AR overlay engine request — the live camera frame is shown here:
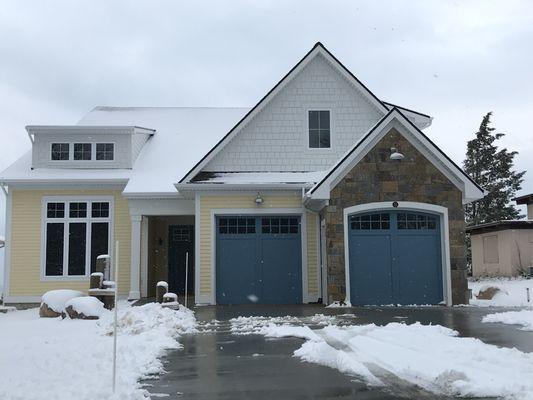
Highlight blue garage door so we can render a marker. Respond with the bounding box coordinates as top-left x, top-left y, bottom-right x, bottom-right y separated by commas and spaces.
216, 216, 302, 305
348, 210, 443, 305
